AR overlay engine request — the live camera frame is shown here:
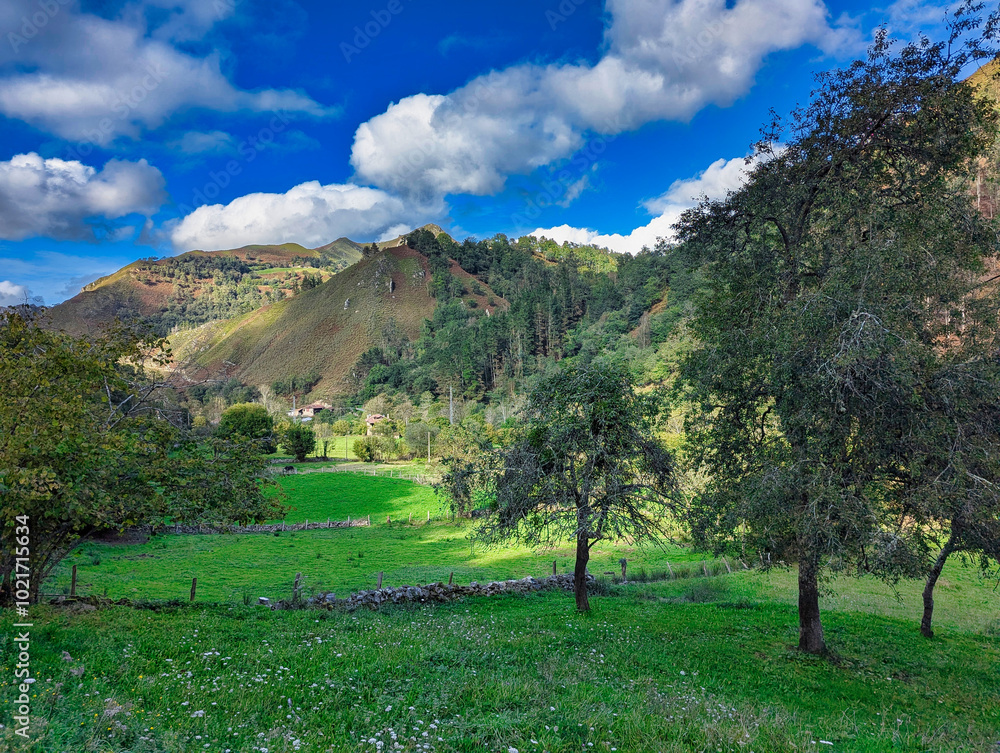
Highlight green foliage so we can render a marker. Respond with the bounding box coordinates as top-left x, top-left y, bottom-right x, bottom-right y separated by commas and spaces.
281, 423, 316, 463
300, 272, 322, 291
271, 373, 321, 398
216, 402, 276, 453
445, 358, 678, 610
0, 307, 284, 604
373, 230, 677, 403
675, 19, 1000, 652
404, 421, 438, 459
331, 419, 353, 436
353, 436, 378, 462
185, 377, 260, 407
353, 435, 397, 463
